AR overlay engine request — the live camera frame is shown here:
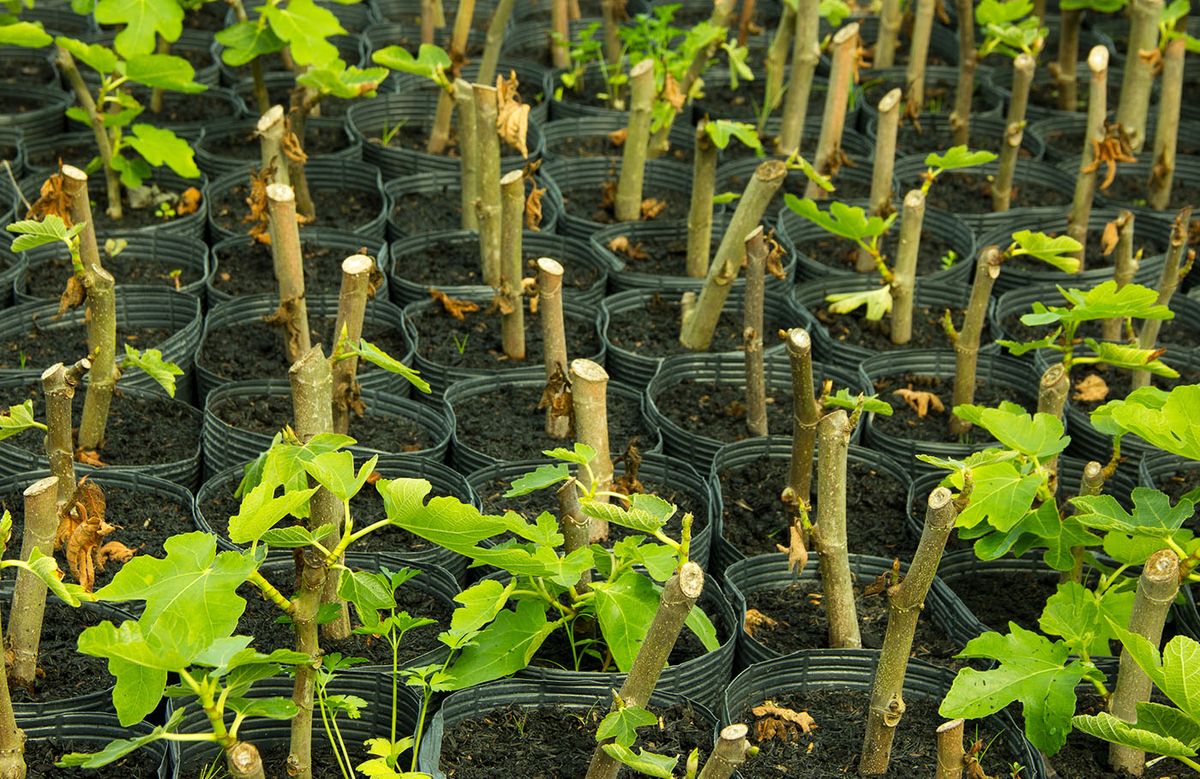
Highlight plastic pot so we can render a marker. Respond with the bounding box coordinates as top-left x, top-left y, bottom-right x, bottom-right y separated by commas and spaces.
0, 127, 25, 180
541, 156, 702, 239
419, 678, 719, 778
195, 115, 362, 178
26, 4, 95, 35
545, 62, 636, 121
977, 208, 1173, 295
859, 349, 1042, 475
20, 130, 100, 180
214, 32, 365, 85
1139, 451, 1200, 494
19, 711, 169, 777
984, 61, 1133, 122
116, 84, 245, 139
0, 83, 71, 138
720, 649, 1046, 778
401, 292, 605, 397
0, 288, 202, 395
347, 92, 545, 179
0, 234, 26, 309
464, 450, 715, 571
858, 65, 1004, 126
645, 351, 867, 472
443, 372, 655, 472
207, 229, 389, 305
600, 288, 811, 389
15, 230, 210, 304
856, 14, 963, 68
206, 158, 388, 243
540, 114, 697, 163
779, 201, 975, 287
376, 0, 499, 26
231, 71, 371, 117
1062, 156, 1200, 222
720, 146, 877, 209
864, 112, 1046, 160
391, 58, 550, 125
384, 169, 561, 240
202, 377, 451, 474
716, 114, 872, 166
